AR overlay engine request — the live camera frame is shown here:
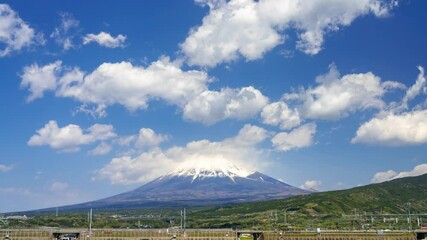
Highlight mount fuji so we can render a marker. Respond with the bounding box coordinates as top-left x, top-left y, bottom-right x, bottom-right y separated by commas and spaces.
59, 161, 311, 210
